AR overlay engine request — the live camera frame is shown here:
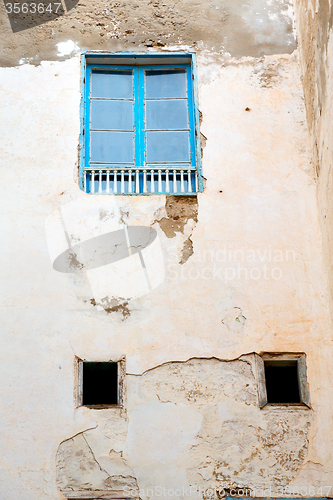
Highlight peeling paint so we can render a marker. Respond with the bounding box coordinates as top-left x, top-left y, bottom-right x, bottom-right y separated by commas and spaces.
155, 196, 198, 239
154, 195, 198, 264
180, 236, 194, 265
90, 296, 130, 319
